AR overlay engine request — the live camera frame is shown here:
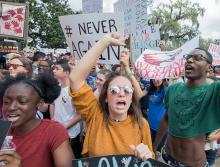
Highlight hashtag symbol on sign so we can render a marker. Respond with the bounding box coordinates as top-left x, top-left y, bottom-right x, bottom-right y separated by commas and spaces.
65, 25, 72, 37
